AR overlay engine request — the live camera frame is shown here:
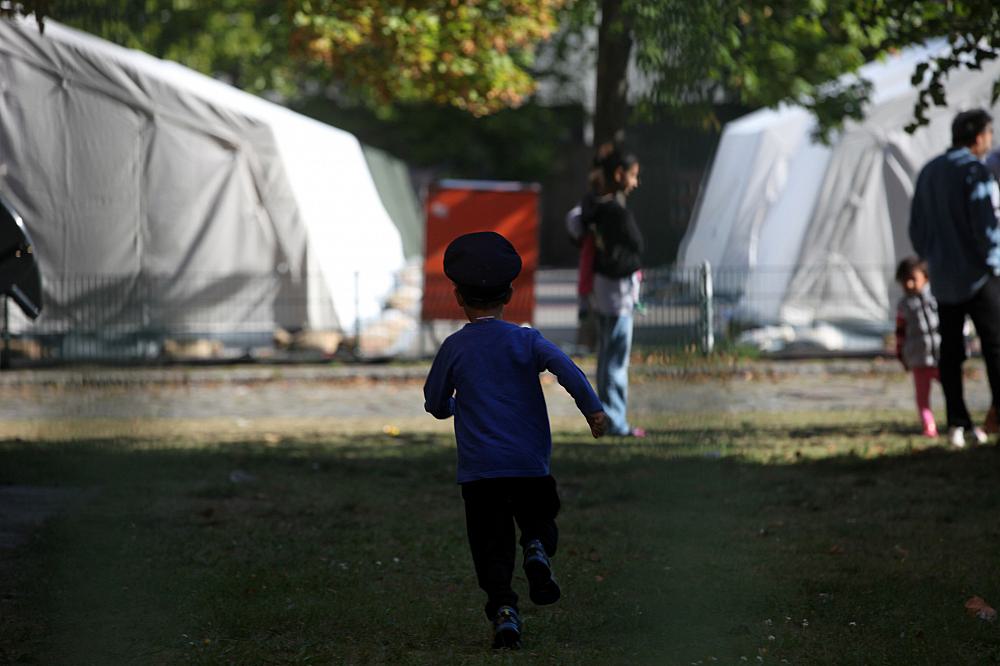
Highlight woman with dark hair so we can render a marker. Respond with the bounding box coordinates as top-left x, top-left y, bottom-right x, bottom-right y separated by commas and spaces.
583, 147, 645, 437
